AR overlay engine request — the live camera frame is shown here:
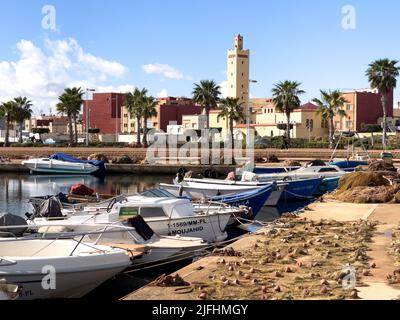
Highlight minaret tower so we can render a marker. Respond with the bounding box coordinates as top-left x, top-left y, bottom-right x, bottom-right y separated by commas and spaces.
227, 34, 250, 107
